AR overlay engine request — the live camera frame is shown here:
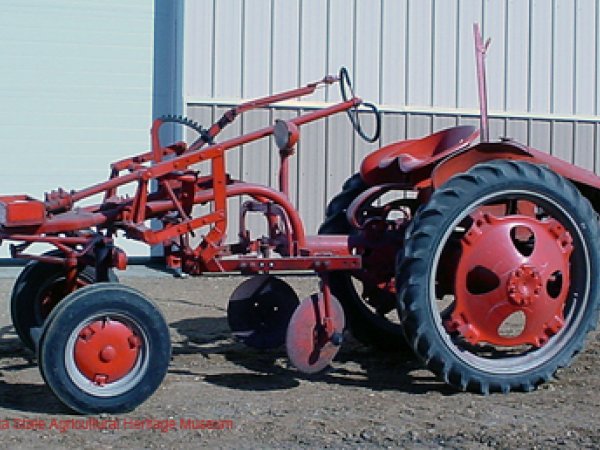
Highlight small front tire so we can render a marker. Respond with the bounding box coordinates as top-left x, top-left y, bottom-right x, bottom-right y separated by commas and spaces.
38, 283, 171, 414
